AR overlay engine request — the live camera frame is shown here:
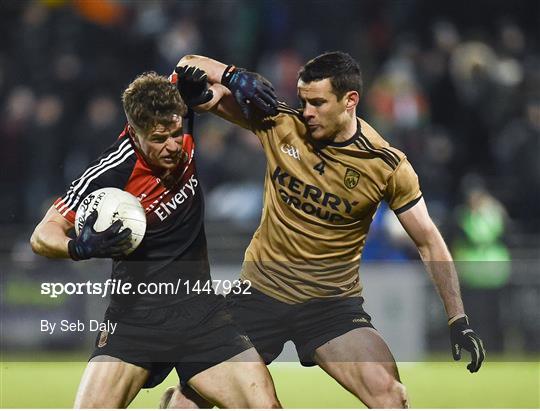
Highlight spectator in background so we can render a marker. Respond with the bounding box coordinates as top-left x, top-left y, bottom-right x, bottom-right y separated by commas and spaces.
258, 49, 305, 105
419, 20, 460, 128
157, 19, 202, 73
25, 94, 66, 222
366, 44, 430, 141
64, 94, 123, 184
493, 95, 540, 232
1, 87, 37, 222
452, 182, 511, 352
1, 0, 539, 237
